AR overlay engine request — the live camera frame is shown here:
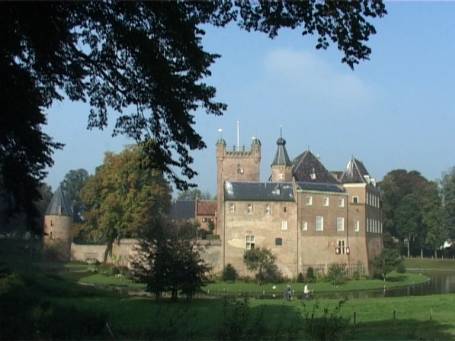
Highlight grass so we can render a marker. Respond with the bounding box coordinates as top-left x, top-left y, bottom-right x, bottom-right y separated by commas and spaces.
205, 272, 429, 296
405, 257, 455, 271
